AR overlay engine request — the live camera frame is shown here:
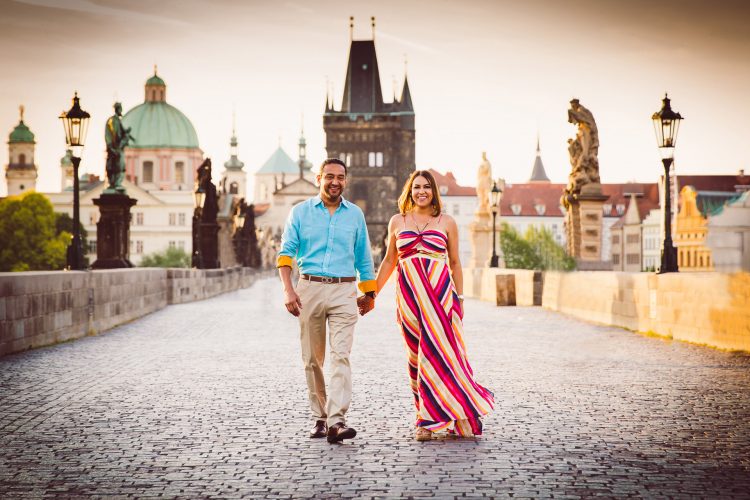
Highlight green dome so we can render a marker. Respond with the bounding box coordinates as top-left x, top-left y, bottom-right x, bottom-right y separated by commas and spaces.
9, 121, 35, 144
122, 102, 199, 149
146, 74, 165, 86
